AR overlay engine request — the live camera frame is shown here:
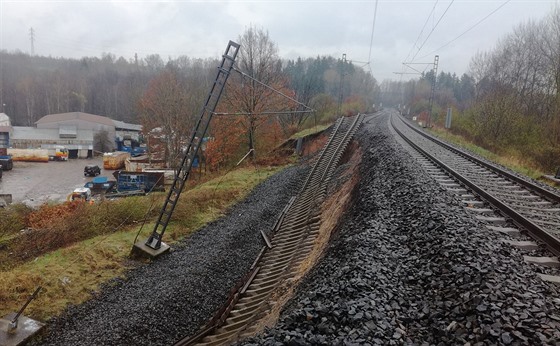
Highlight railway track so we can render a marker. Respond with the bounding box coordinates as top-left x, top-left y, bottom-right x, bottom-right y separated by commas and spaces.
176, 114, 364, 346
390, 111, 560, 281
